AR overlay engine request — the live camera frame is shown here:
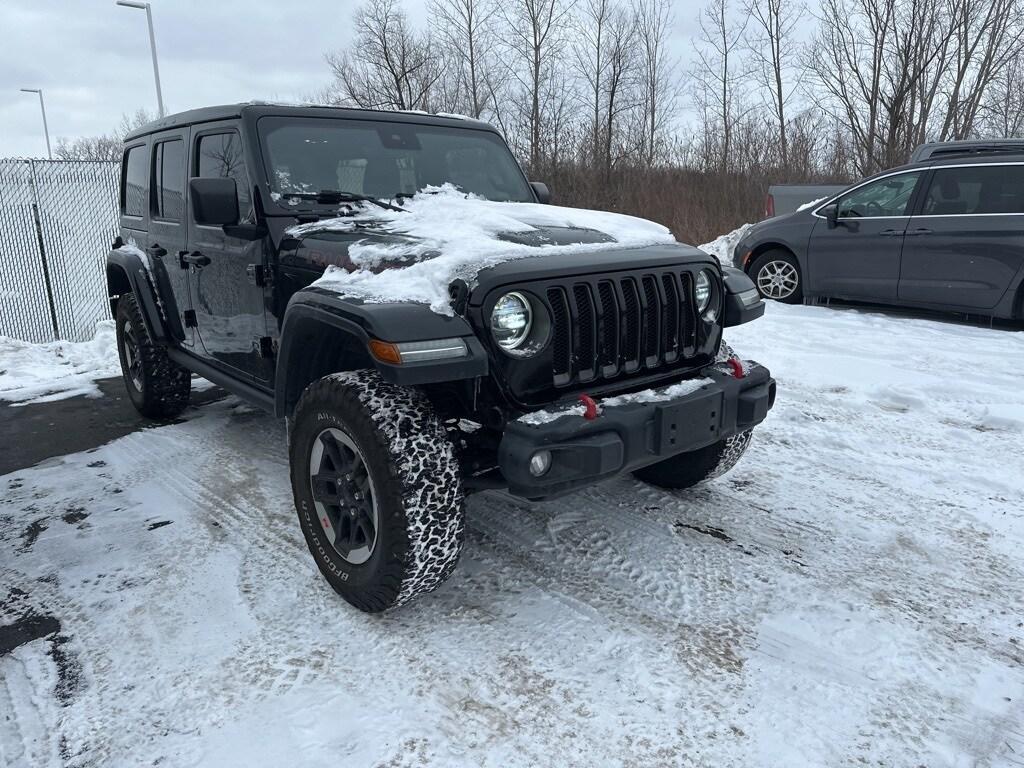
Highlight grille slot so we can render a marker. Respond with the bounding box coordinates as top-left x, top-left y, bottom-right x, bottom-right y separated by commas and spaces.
541, 270, 700, 387
547, 287, 572, 385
